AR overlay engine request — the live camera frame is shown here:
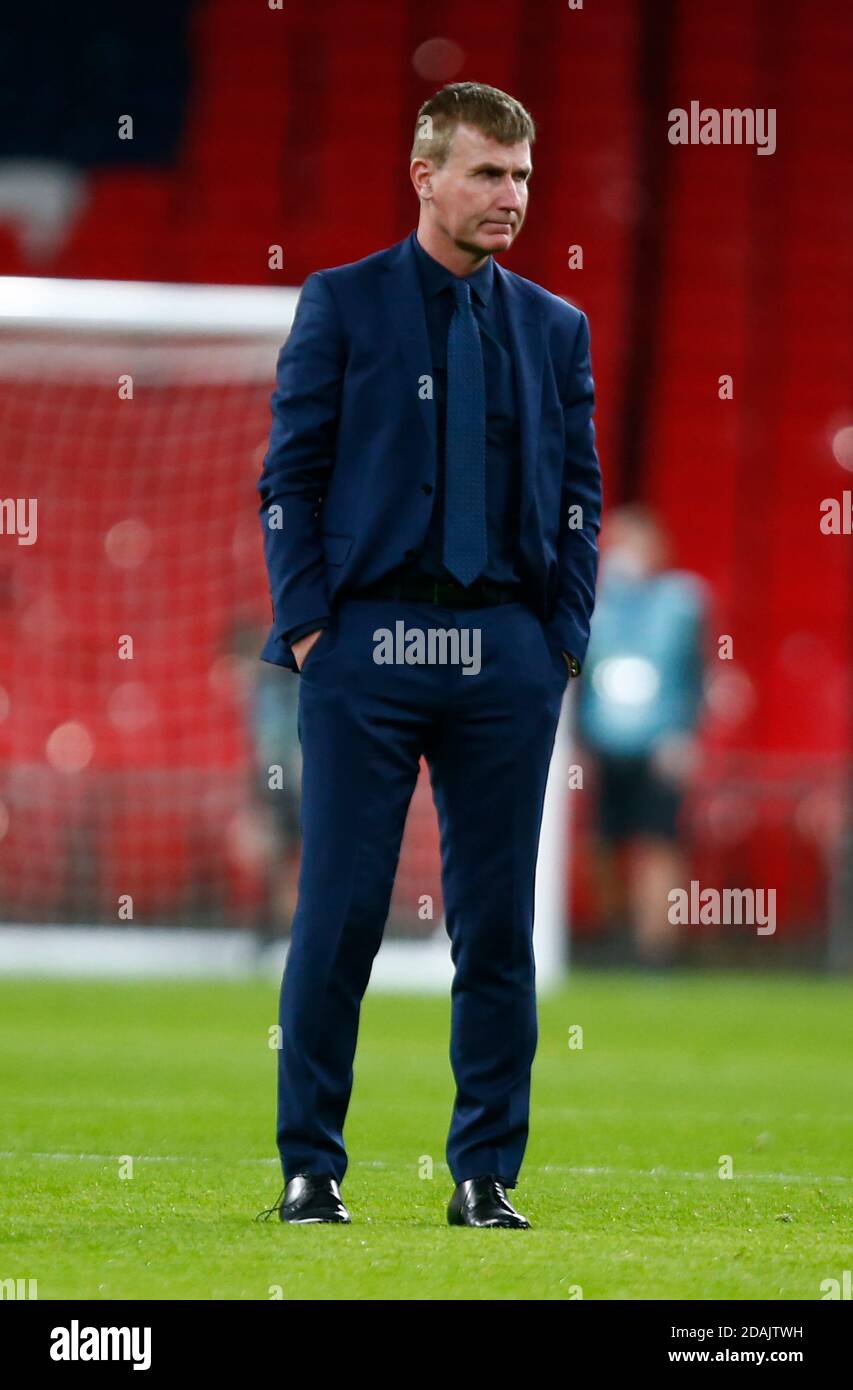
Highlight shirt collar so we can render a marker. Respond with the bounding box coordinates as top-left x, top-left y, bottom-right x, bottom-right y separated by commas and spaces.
410, 229, 495, 307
